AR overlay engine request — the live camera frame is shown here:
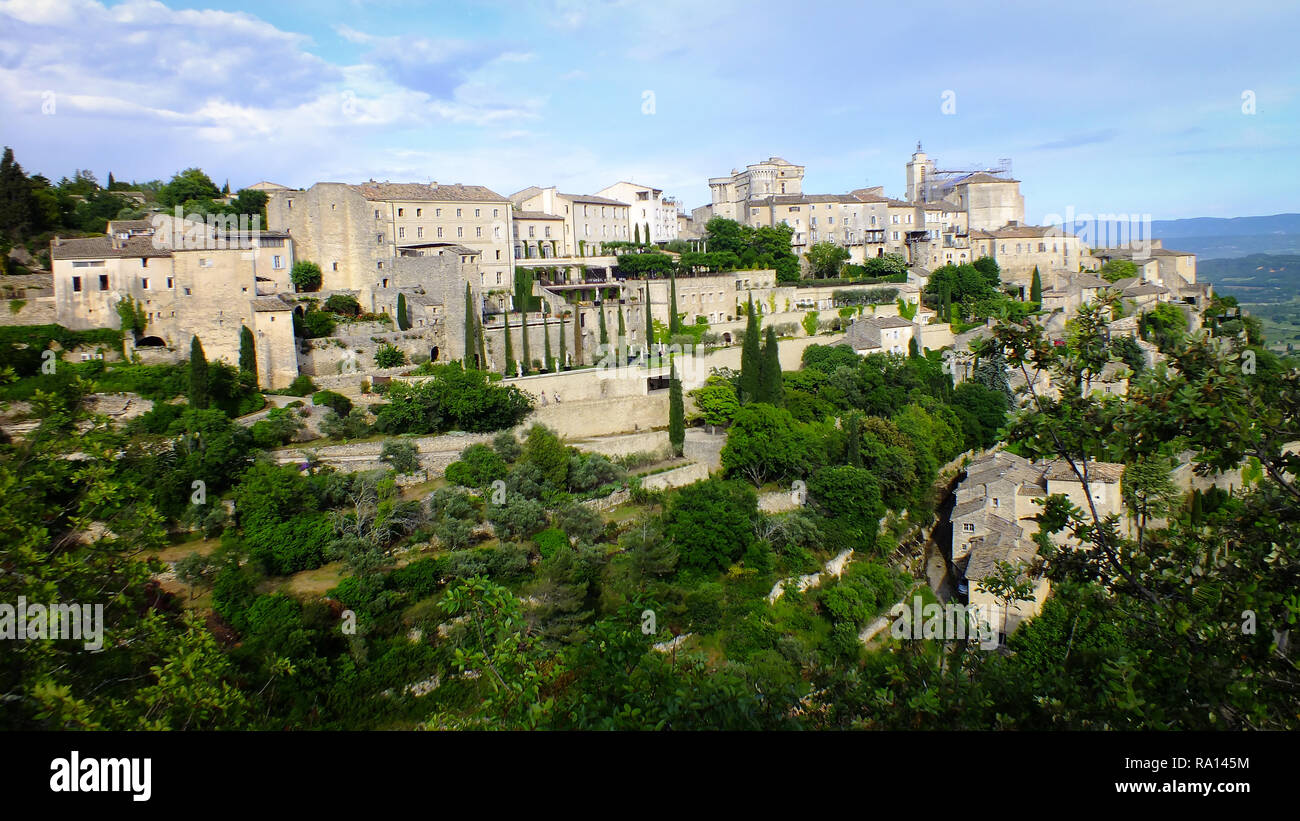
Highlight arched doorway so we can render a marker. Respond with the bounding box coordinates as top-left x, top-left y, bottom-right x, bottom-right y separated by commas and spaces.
136, 336, 166, 347
430, 346, 439, 361
722, 332, 732, 344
